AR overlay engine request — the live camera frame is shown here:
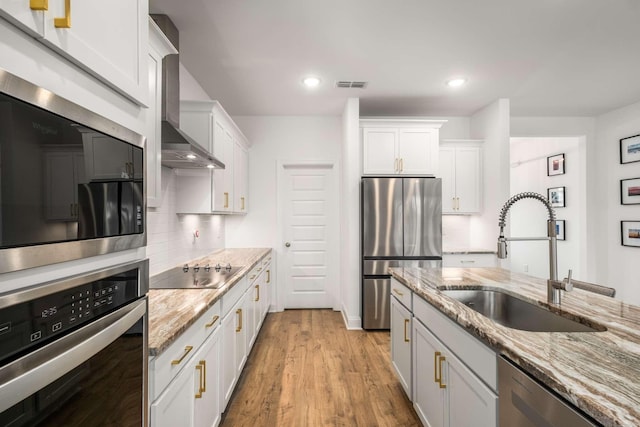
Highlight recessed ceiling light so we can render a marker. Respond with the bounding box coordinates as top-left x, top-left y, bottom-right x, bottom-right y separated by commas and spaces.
302, 76, 321, 88
186, 154, 196, 159
446, 78, 467, 88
